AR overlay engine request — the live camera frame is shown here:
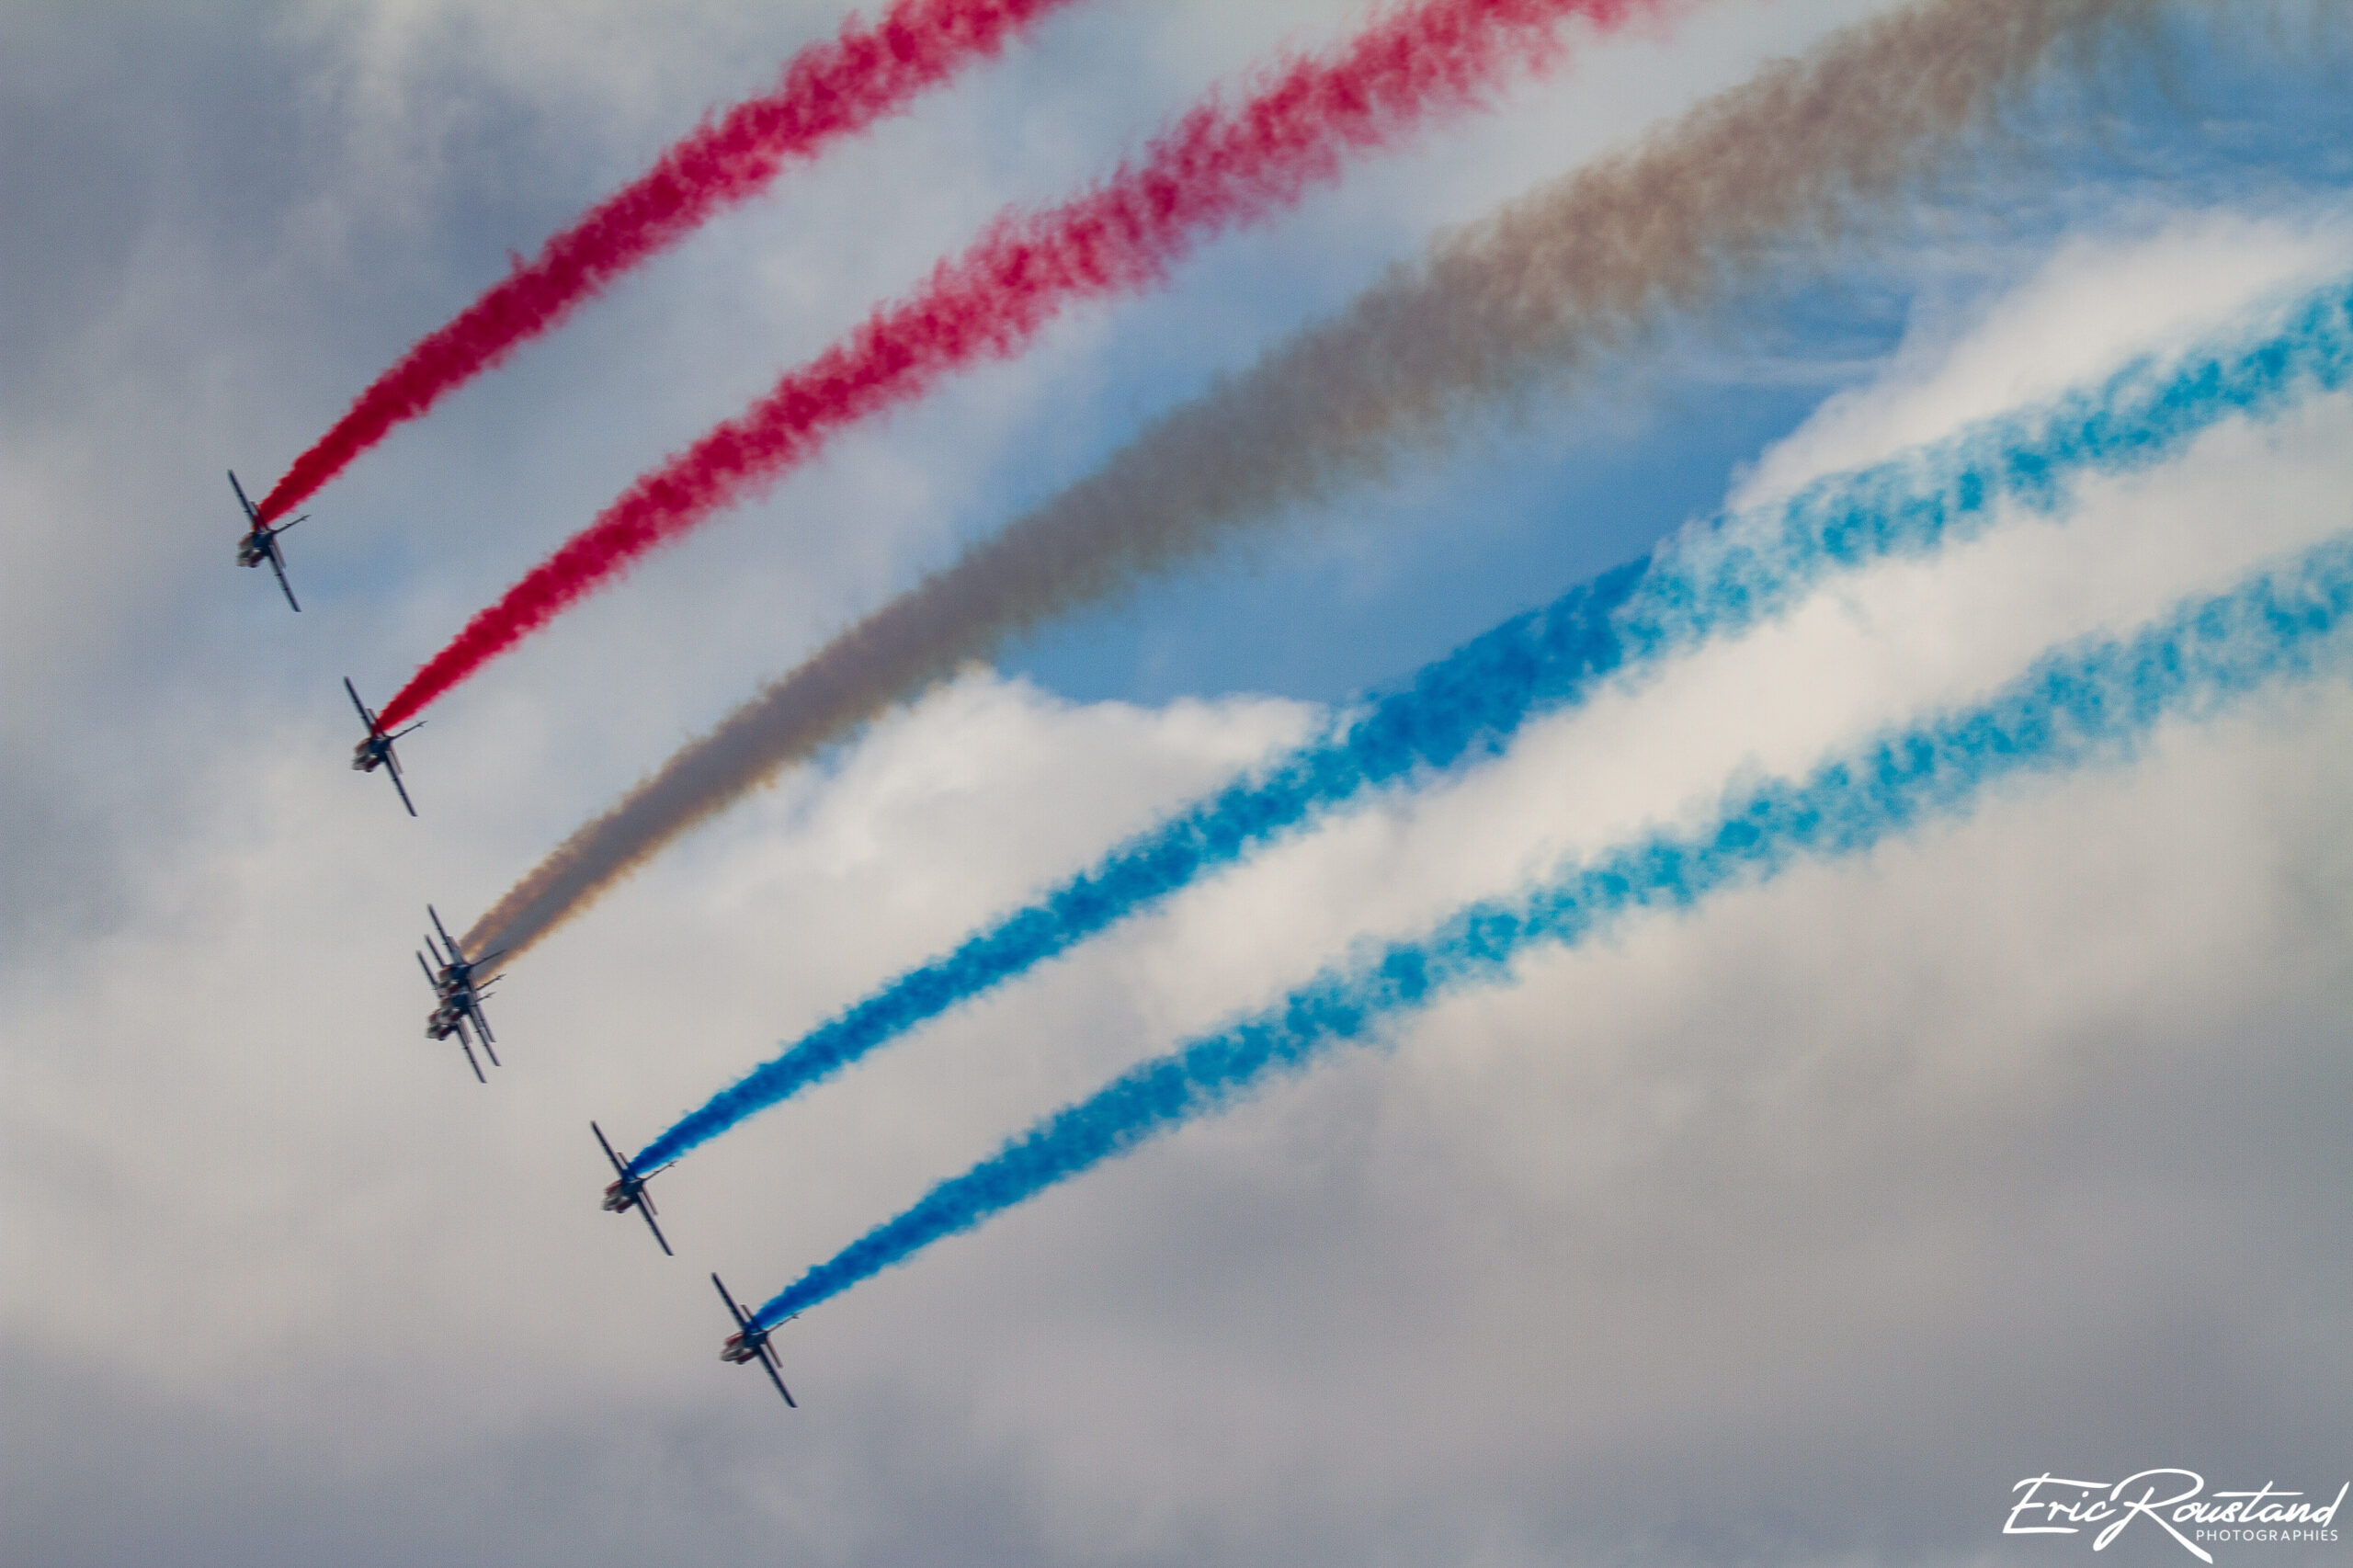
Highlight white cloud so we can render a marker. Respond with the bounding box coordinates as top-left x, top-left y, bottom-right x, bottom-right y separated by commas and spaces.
6, 2, 2349, 1562
1732, 206, 2353, 509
